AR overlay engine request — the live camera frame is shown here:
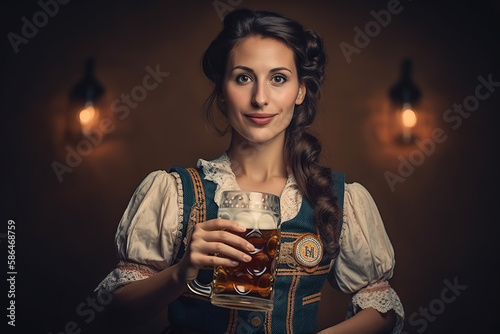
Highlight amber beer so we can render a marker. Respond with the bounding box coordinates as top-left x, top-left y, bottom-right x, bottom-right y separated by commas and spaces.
187, 190, 281, 311
212, 227, 280, 308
